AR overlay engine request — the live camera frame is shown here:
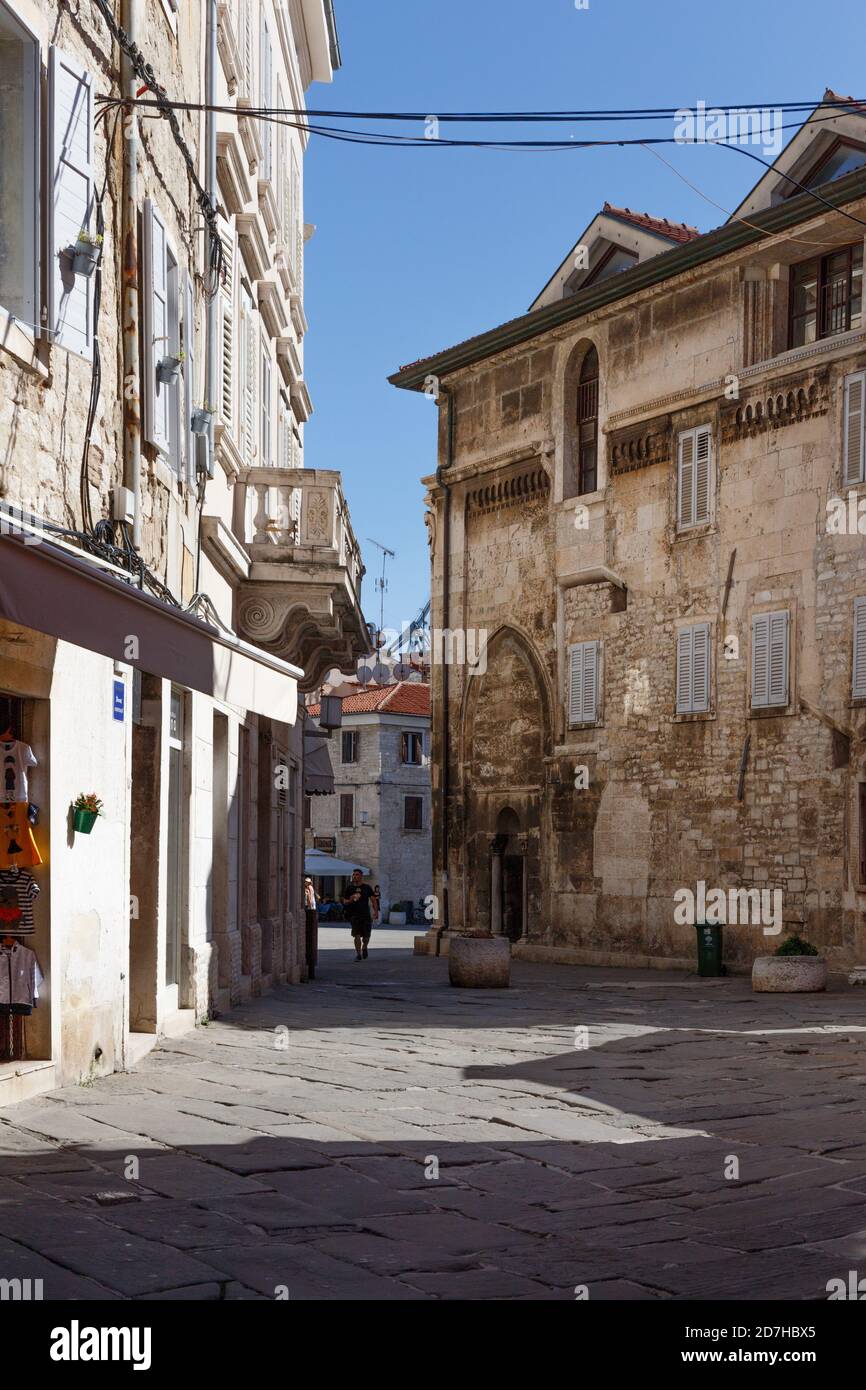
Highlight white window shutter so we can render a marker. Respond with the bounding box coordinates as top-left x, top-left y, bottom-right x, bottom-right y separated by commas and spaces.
183, 273, 196, 485
843, 371, 866, 488
261, 341, 271, 466
677, 430, 695, 529
694, 427, 712, 524
767, 611, 789, 706
48, 46, 95, 358
751, 613, 770, 706
142, 199, 171, 453
240, 0, 253, 100
568, 644, 584, 725
691, 623, 710, 712
260, 24, 272, 181
239, 289, 256, 462
854, 597, 866, 698
582, 641, 599, 722
220, 300, 234, 430
676, 629, 693, 713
